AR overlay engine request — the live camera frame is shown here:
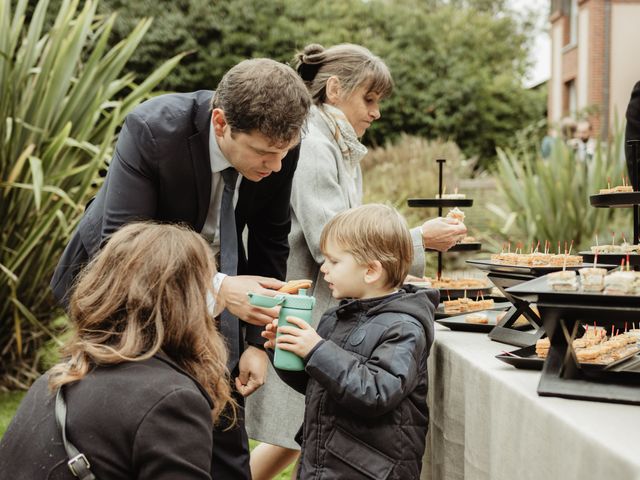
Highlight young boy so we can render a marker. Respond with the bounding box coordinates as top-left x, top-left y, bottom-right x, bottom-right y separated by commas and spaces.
262, 204, 438, 480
